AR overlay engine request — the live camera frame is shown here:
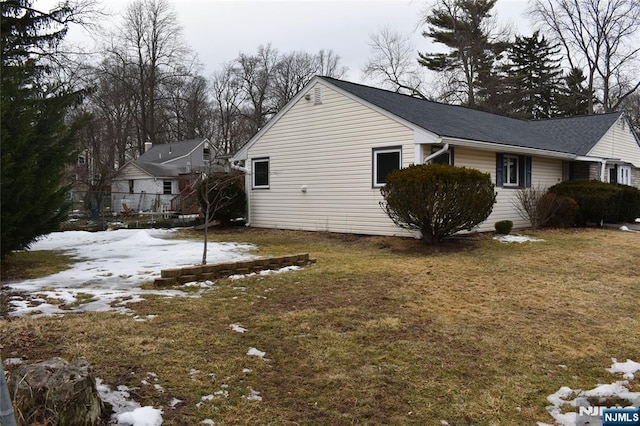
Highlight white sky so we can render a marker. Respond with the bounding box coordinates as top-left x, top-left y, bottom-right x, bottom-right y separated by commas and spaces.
38, 0, 533, 83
